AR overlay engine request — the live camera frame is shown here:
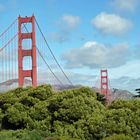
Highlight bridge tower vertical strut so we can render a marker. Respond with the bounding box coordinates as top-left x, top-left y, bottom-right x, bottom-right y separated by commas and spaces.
100, 69, 108, 98
18, 15, 37, 88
